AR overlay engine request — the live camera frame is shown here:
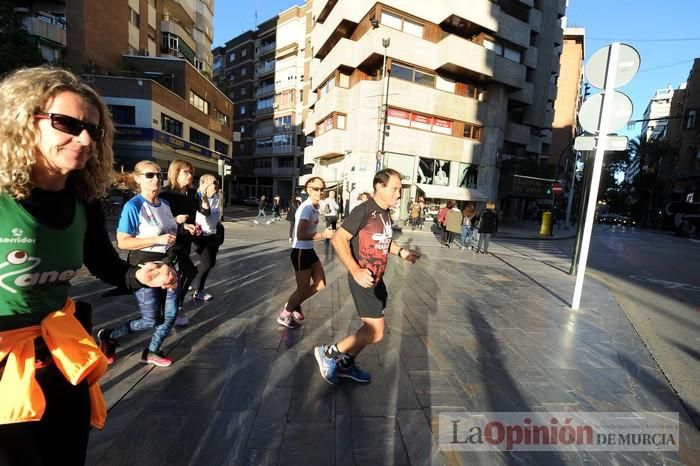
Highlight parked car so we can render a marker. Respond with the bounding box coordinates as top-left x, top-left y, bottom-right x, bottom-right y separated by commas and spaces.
242, 196, 259, 206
